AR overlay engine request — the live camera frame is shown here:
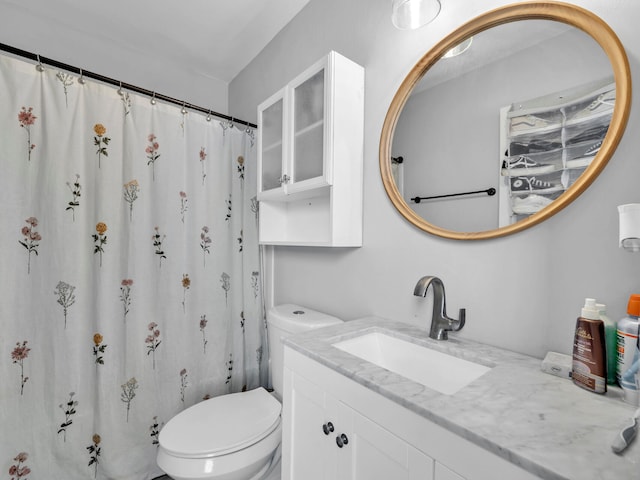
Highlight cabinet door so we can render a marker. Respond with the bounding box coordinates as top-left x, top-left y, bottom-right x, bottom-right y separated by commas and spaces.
287, 59, 330, 195
348, 409, 434, 480
435, 462, 466, 480
258, 90, 285, 197
285, 371, 340, 480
